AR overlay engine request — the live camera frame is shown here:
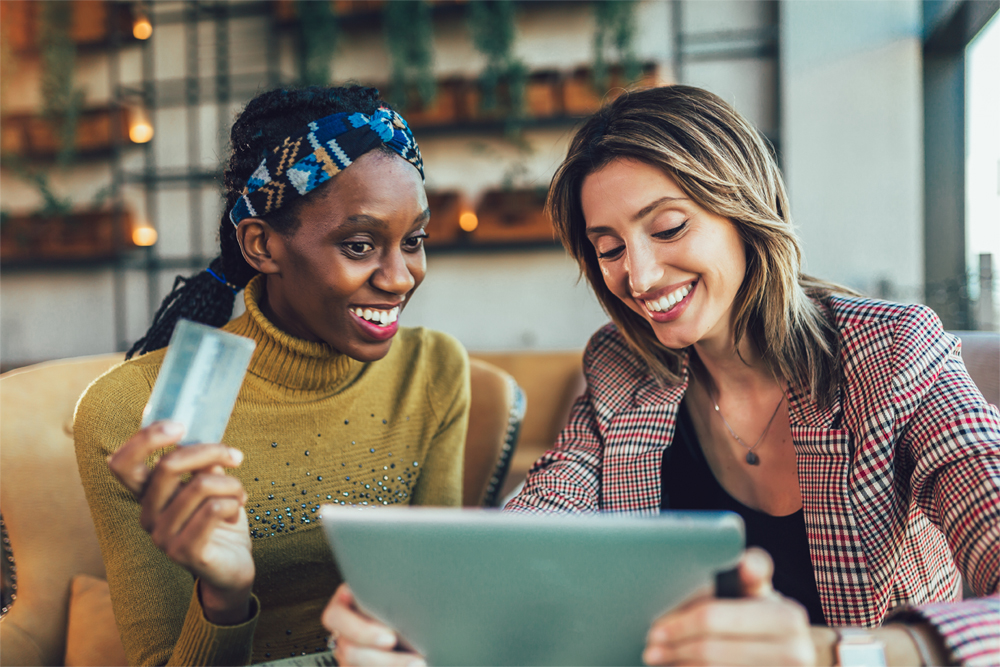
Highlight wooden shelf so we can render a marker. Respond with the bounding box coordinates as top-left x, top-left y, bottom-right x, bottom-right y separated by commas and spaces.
0, 0, 138, 55
395, 64, 660, 132
424, 187, 557, 250
0, 209, 135, 264
0, 108, 129, 162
